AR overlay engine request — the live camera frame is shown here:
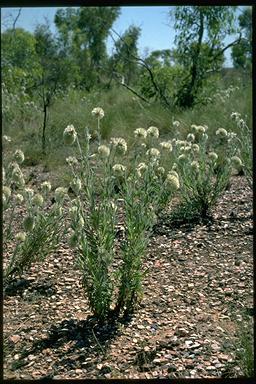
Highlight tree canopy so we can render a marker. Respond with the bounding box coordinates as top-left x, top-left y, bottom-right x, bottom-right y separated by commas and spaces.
231, 7, 252, 70
1, 6, 250, 110
169, 6, 238, 108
